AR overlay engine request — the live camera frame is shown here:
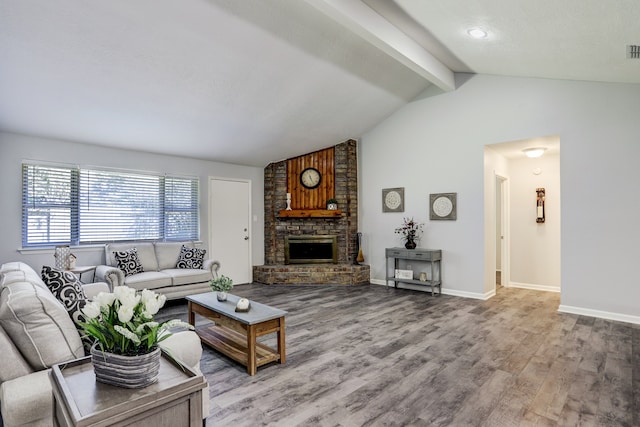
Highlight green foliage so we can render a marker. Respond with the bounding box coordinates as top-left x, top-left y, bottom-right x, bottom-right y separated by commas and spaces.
209, 275, 234, 292
78, 286, 192, 356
